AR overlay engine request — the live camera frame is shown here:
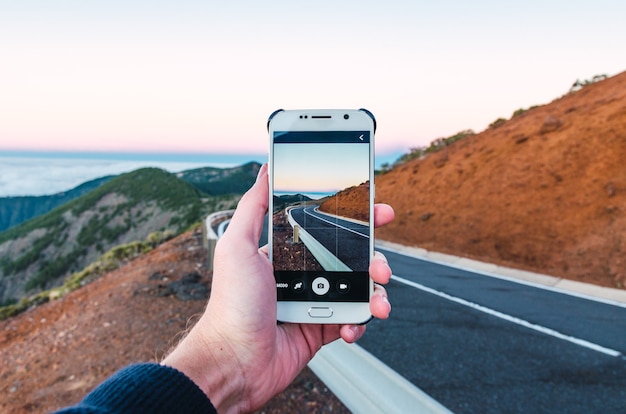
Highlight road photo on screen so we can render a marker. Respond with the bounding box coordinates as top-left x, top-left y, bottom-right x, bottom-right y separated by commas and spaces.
271, 131, 370, 274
